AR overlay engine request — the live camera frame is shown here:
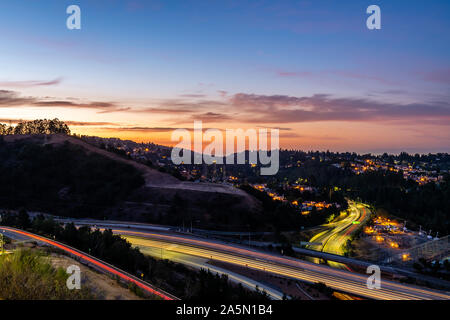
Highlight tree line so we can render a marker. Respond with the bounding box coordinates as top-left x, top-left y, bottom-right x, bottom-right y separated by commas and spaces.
239, 184, 335, 232
341, 170, 450, 234
1, 210, 270, 300
0, 118, 70, 135
0, 137, 144, 218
